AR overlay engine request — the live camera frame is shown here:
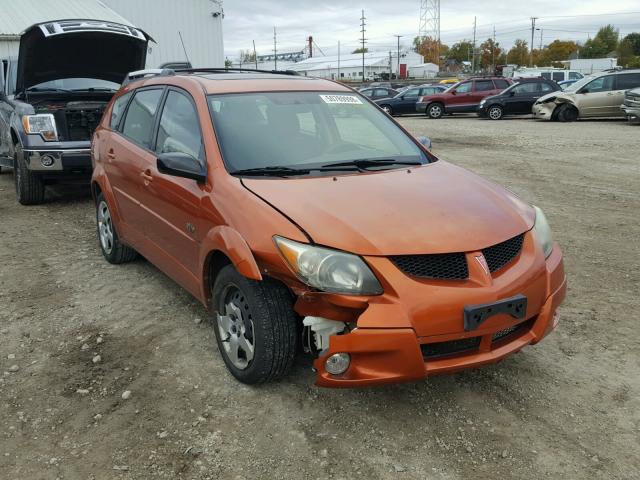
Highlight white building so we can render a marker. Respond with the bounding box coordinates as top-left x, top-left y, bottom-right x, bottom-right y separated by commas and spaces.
288, 50, 424, 80
101, 0, 224, 68
0, 0, 225, 68
408, 62, 439, 79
